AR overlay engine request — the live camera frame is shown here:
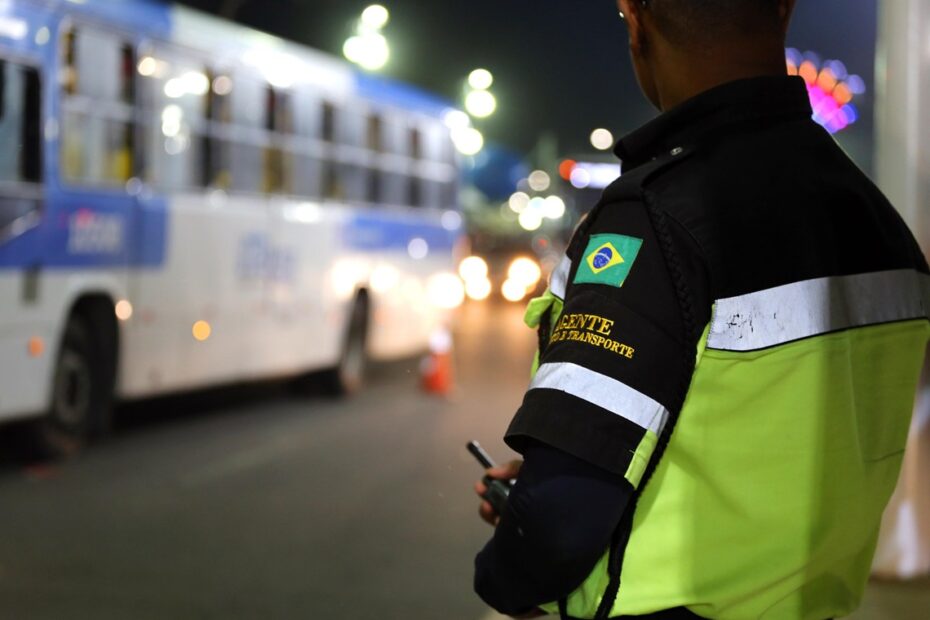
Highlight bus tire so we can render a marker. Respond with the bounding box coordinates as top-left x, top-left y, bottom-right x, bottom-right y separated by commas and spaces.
35, 316, 111, 458
322, 293, 370, 396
